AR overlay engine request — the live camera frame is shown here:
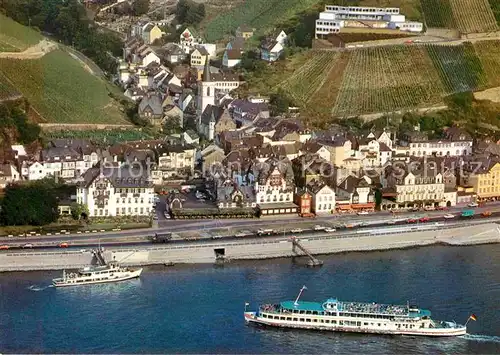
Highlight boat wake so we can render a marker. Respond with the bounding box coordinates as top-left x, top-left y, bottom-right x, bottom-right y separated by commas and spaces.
461, 334, 500, 343
27, 284, 54, 292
